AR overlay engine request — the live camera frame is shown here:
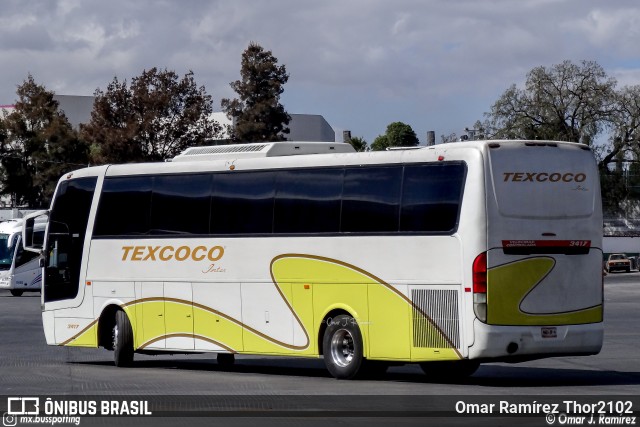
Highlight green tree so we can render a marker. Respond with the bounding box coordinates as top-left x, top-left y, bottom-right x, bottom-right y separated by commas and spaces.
485, 60, 616, 146
347, 136, 369, 152
221, 42, 291, 142
0, 75, 88, 207
82, 68, 220, 164
371, 122, 419, 151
